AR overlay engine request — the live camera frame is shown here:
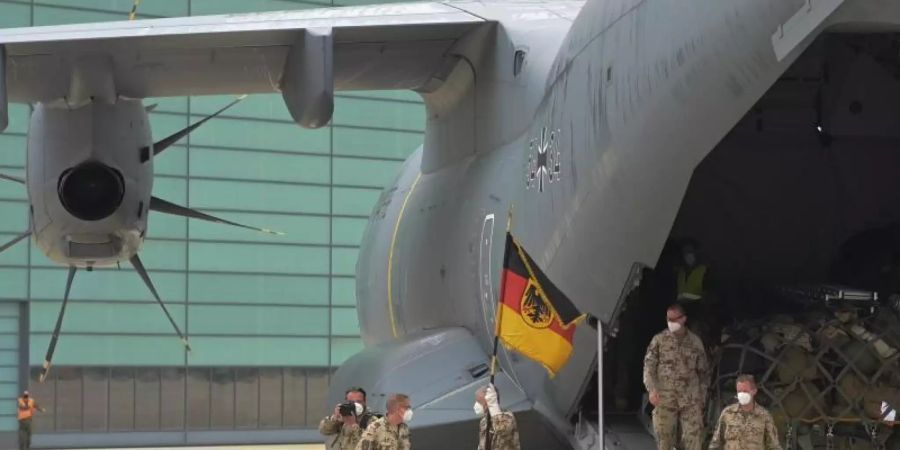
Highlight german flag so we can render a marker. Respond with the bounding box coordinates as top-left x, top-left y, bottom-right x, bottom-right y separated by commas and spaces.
496, 232, 585, 376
